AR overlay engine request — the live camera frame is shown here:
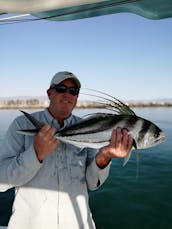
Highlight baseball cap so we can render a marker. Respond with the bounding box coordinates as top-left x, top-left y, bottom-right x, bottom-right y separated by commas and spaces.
50, 71, 81, 88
